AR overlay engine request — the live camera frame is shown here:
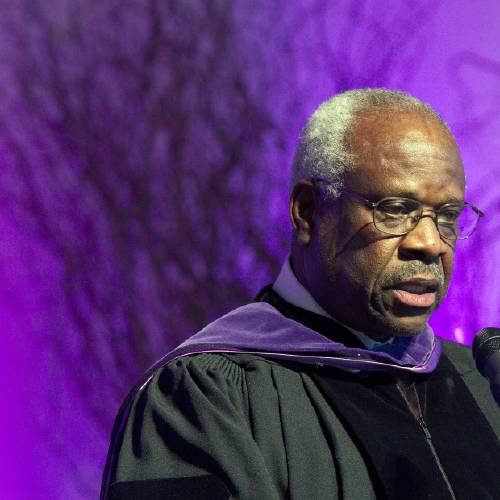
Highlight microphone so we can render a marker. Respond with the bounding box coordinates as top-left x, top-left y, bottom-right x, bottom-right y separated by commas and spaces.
472, 327, 500, 406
